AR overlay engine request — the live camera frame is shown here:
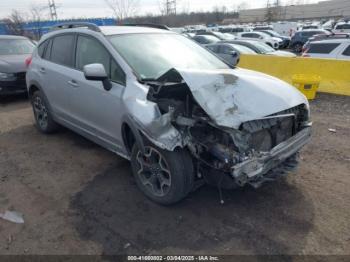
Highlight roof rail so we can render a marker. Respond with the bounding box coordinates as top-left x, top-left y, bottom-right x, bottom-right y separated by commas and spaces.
50, 22, 101, 32
119, 23, 170, 30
